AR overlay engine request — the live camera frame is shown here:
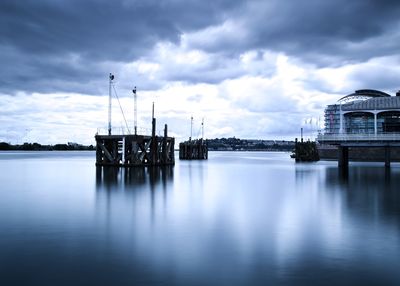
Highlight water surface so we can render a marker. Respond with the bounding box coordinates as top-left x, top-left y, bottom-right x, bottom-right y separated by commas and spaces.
0, 151, 399, 285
